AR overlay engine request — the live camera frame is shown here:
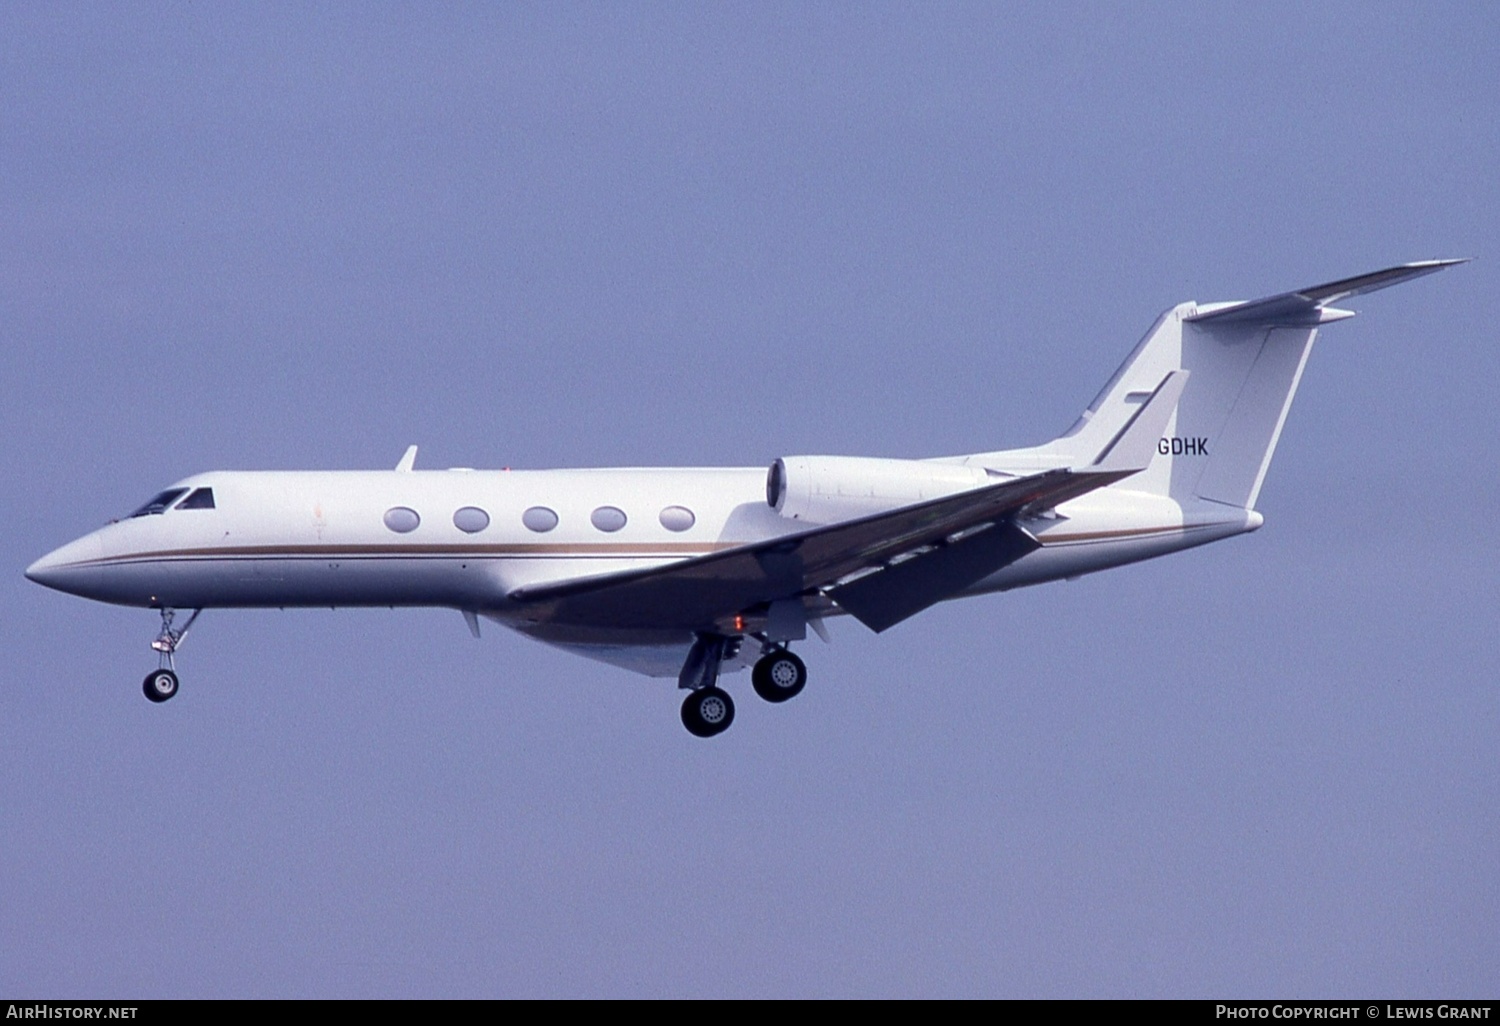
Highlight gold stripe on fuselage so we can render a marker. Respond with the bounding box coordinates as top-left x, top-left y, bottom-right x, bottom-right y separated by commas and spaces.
55, 522, 1211, 571
56, 540, 740, 568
